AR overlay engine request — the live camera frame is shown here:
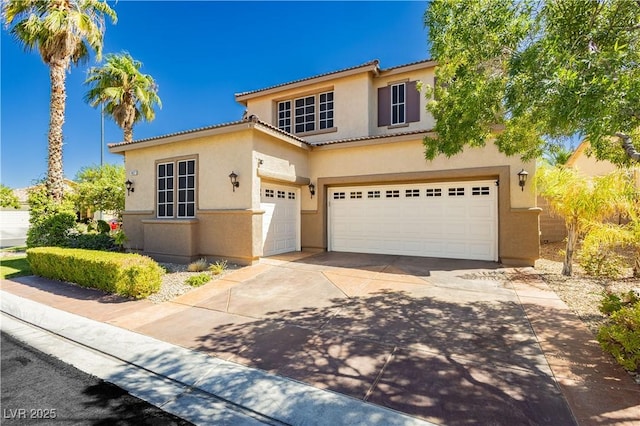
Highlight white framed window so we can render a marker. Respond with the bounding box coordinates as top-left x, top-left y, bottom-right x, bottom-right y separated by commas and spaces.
157, 159, 196, 218
278, 91, 334, 134
295, 95, 315, 133
157, 162, 174, 218
277, 101, 291, 133
391, 82, 406, 125
319, 91, 334, 130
